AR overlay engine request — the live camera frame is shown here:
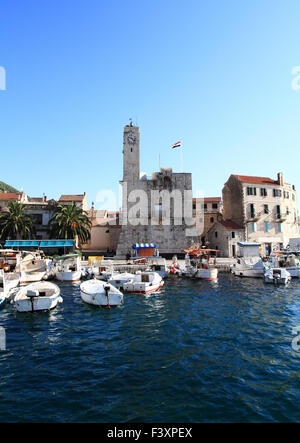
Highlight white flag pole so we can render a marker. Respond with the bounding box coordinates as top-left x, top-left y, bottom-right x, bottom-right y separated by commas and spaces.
180, 142, 183, 173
